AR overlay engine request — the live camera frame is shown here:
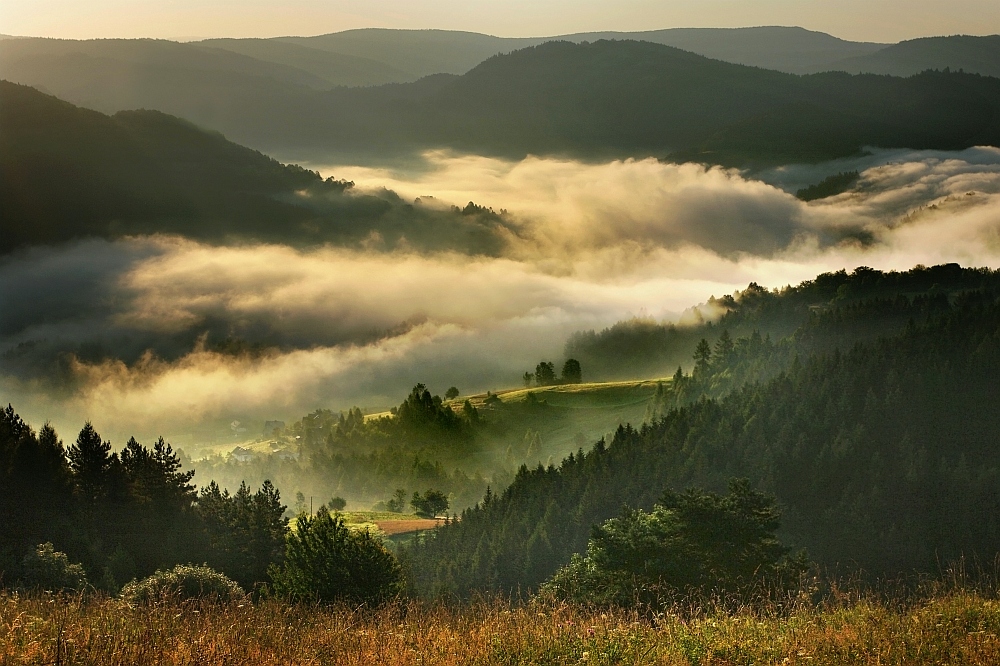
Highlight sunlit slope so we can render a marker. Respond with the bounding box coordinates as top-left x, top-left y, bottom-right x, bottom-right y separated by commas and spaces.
466, 379, 663, 409
360, 378, 667, 459
488, 381, 665, 457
